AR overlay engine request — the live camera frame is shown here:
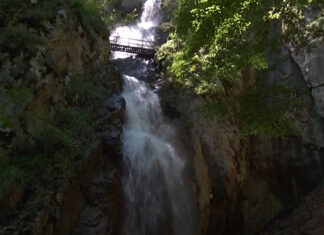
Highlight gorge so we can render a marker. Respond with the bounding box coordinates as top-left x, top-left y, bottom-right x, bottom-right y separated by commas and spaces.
113, 1, 196, 234
0, 0, 323, 235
